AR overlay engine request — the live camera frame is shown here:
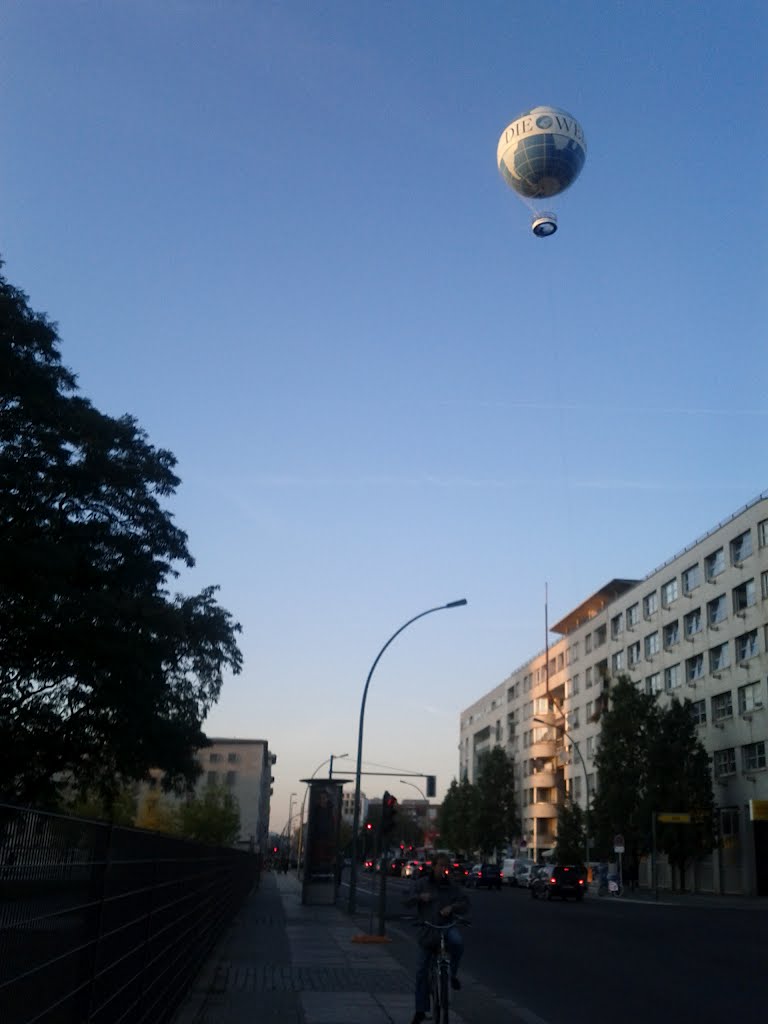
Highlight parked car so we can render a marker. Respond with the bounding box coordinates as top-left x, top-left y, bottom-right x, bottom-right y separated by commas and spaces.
530, 864, 587, 901
466, 862, 503, 890
514, 862, 539, 888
